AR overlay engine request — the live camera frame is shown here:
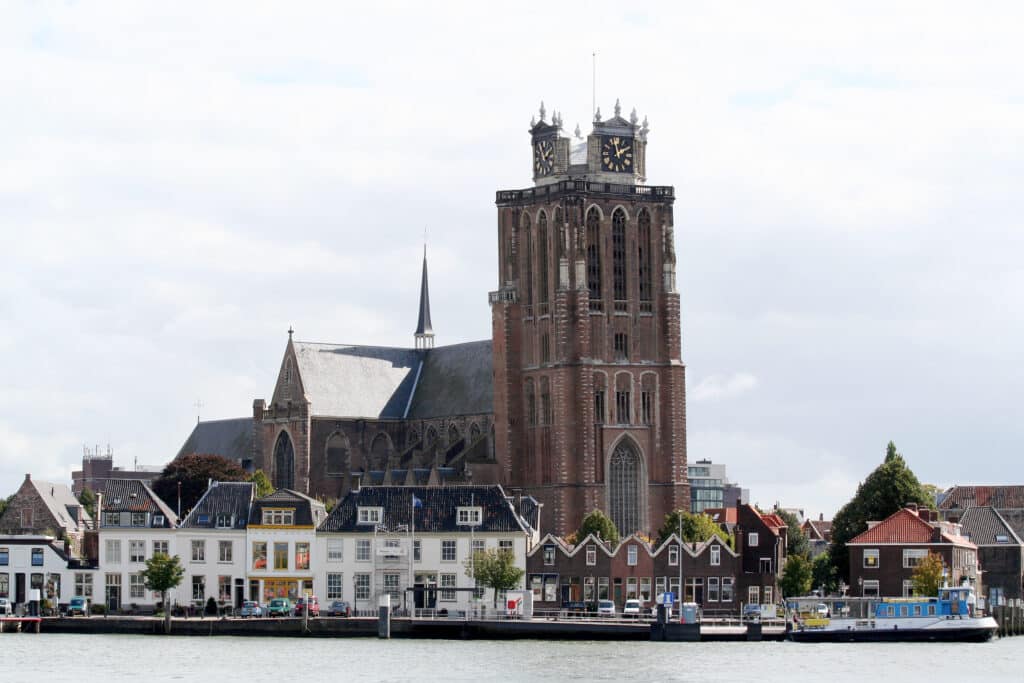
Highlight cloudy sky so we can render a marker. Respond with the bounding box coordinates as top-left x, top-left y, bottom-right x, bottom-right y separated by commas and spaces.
2, 2, 1021, 519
